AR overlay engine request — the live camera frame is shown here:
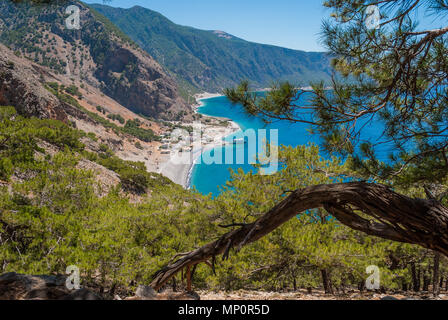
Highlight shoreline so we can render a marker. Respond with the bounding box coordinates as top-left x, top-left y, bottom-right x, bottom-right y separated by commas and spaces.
159, 92, 242, 189
185, 120, 241, 189
187, 93, 241, 189
152, 88, 332, 188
